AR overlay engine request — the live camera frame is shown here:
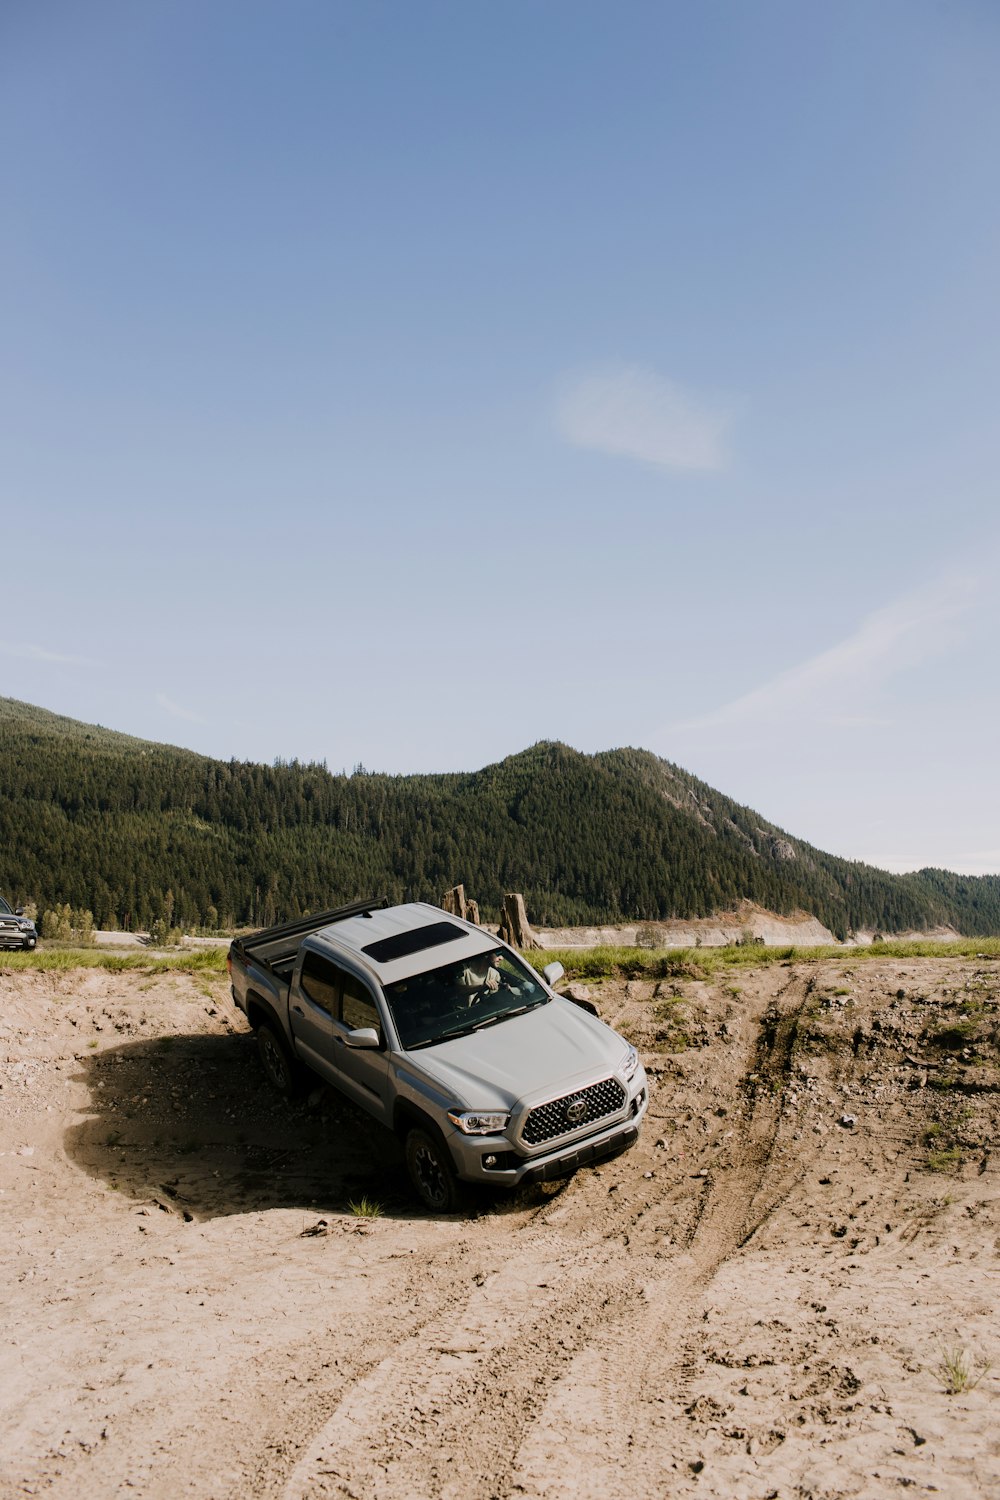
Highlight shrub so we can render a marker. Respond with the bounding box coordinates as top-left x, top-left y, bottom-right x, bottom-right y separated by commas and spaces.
41, 904, 95, 946
937, 1346, 992, 1394
349, 1196, 383, 1219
